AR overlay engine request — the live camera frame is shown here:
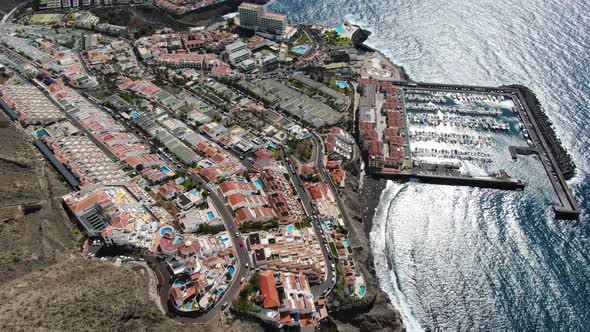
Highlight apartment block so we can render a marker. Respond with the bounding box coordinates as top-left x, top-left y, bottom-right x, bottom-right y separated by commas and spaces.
238, 2, 287, 35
